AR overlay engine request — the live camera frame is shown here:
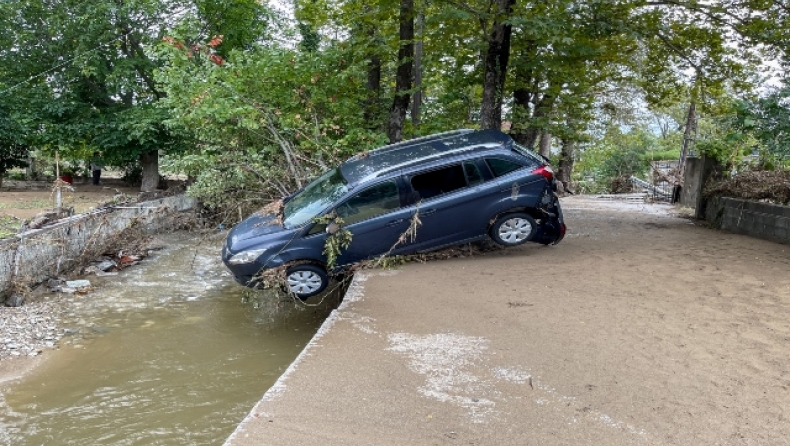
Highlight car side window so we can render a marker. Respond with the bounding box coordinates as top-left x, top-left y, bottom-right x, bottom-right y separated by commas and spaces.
410, 164, 467, 201
463, 161, 484, 186
485, 158, 525, 178
335, 180, 401, 226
